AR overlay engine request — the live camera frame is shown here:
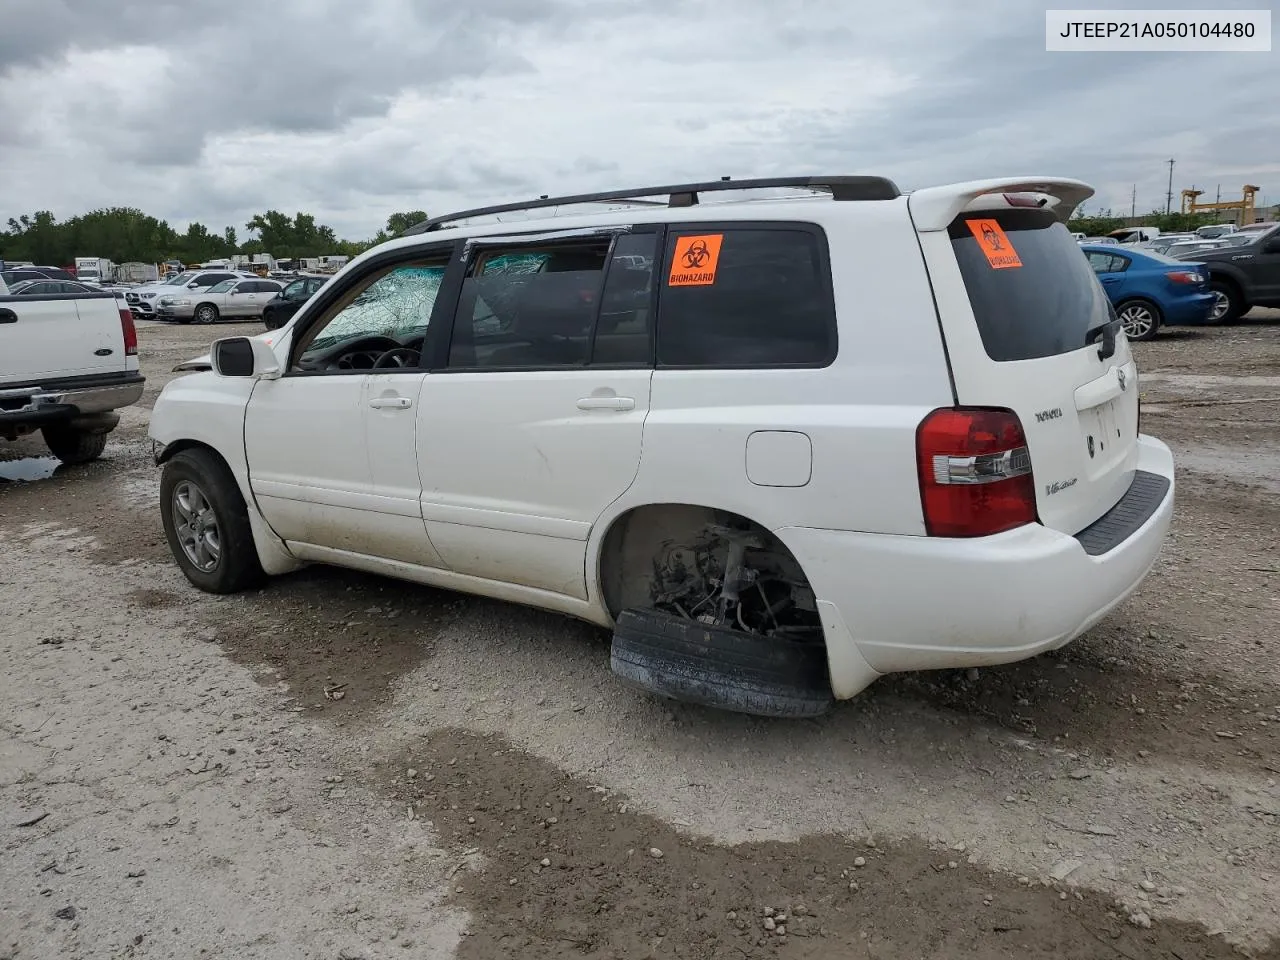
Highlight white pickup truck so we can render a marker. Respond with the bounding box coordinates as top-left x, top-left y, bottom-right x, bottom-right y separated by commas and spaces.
0, 278, 145, 463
